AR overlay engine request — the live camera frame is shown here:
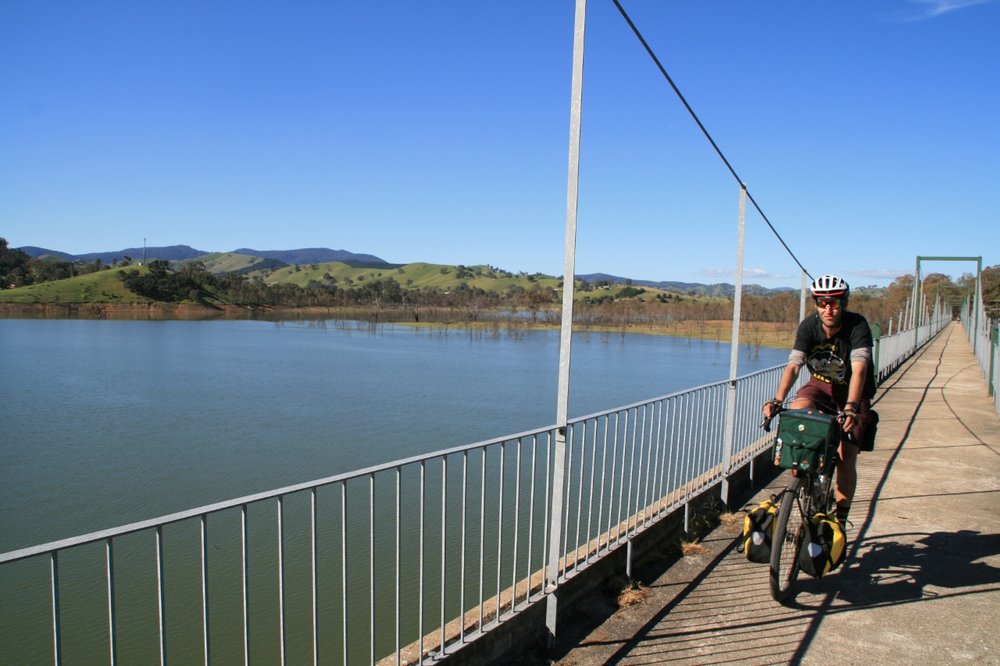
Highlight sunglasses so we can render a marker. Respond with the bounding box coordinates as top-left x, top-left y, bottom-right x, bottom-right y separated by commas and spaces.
815, 298, 842, 310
